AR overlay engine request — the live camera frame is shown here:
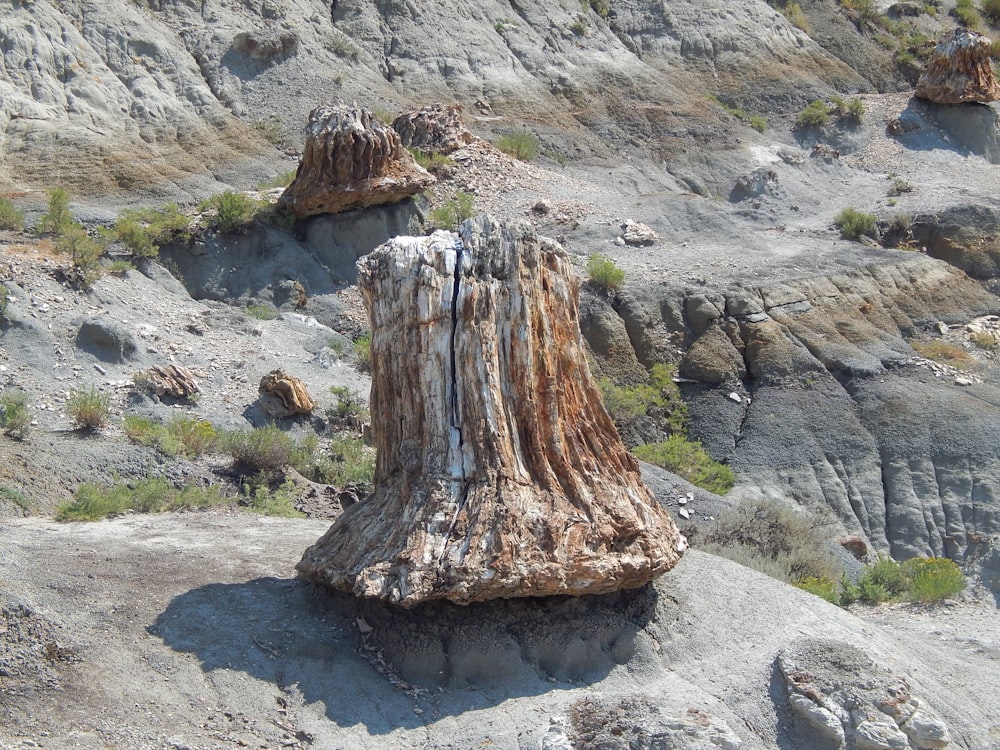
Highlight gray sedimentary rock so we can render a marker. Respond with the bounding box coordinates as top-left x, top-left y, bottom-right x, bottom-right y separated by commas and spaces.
298, 215, 683, 606
280, 106, 435, 218
915, 28, 1000, 104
